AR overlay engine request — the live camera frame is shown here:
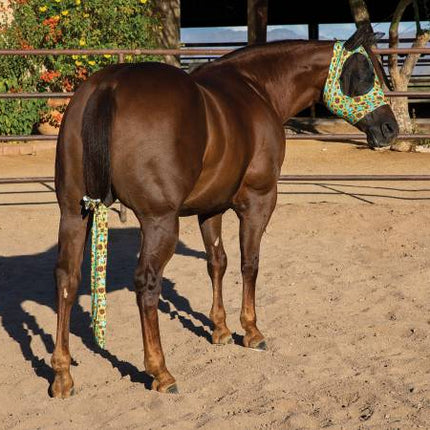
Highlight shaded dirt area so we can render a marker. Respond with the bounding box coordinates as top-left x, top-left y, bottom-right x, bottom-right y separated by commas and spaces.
1, 141, 430, 429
